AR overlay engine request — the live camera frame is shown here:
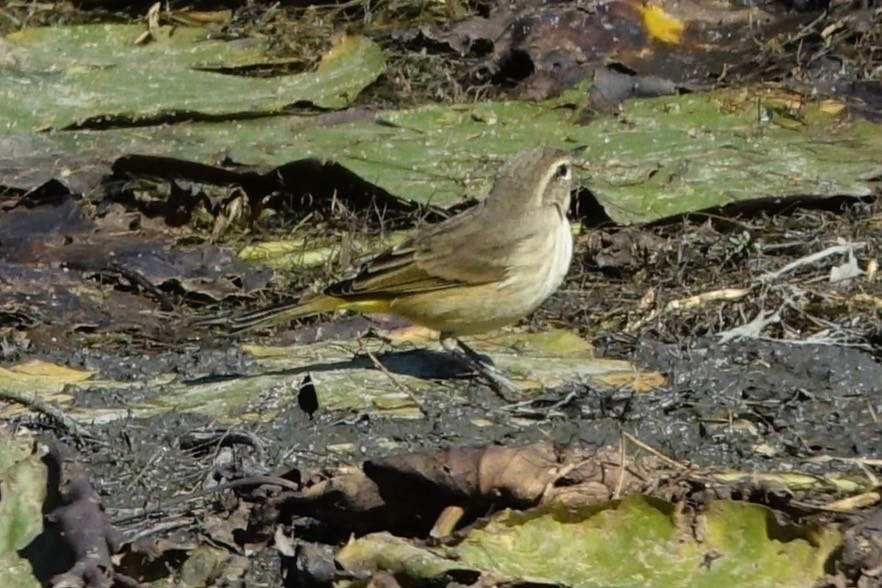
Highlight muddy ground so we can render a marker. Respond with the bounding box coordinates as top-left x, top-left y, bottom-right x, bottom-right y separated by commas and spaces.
3, 0, 882, 585
3, 142, 881, 586
10, 195, 879, 586
94, 200, 882, 479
